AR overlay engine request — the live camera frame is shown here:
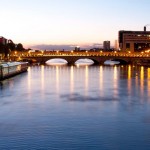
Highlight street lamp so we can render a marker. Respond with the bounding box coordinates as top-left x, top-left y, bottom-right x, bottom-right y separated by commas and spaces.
14, 51, 17, 56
